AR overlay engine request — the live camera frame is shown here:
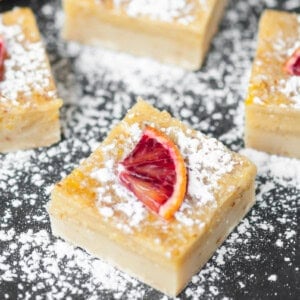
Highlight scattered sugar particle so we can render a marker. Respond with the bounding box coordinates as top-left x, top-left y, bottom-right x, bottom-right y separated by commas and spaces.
285, 230, 296, 240
253, 96, 263, 104
268, 274, 278, 282
275, 239, 283, 248
277, 217, 287, 224
180, 107, 193, 118
31, 173, 45, 187
174, 211, 195, 227
0, 228, 15, 241
185, 287, 193, 297
41, 3, 55, 16
11, 200, 22, 208
209, 286, 219, 296
99, 207, 114, 218
91, 167, 114, 183
44, 184, 55, 196
214, 246, 227, 266
191, 276, 199, 284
